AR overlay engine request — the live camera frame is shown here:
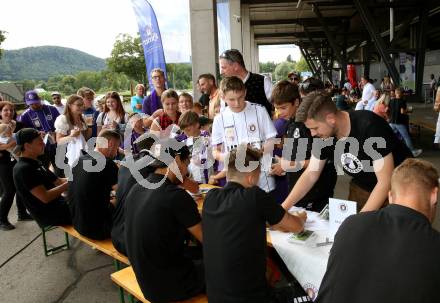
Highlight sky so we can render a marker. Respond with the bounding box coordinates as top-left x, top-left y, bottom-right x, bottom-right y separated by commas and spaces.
0, 0, 300, 63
